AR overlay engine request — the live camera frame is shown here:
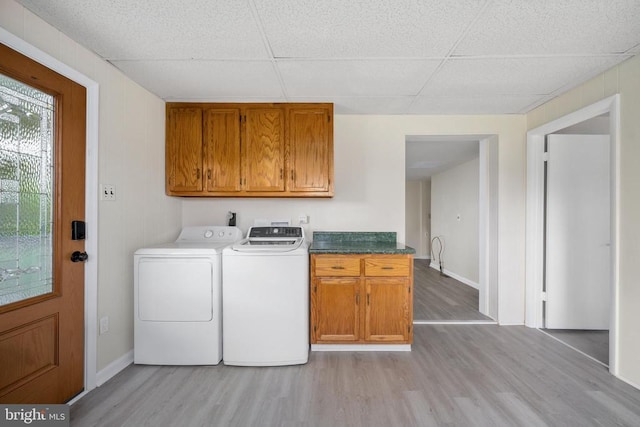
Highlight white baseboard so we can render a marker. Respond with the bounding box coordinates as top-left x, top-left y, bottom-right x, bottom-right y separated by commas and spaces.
429, 263, 479, 290
311, 344, 411, 352
616, 374, 640, 392
96, 349, 134, 387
